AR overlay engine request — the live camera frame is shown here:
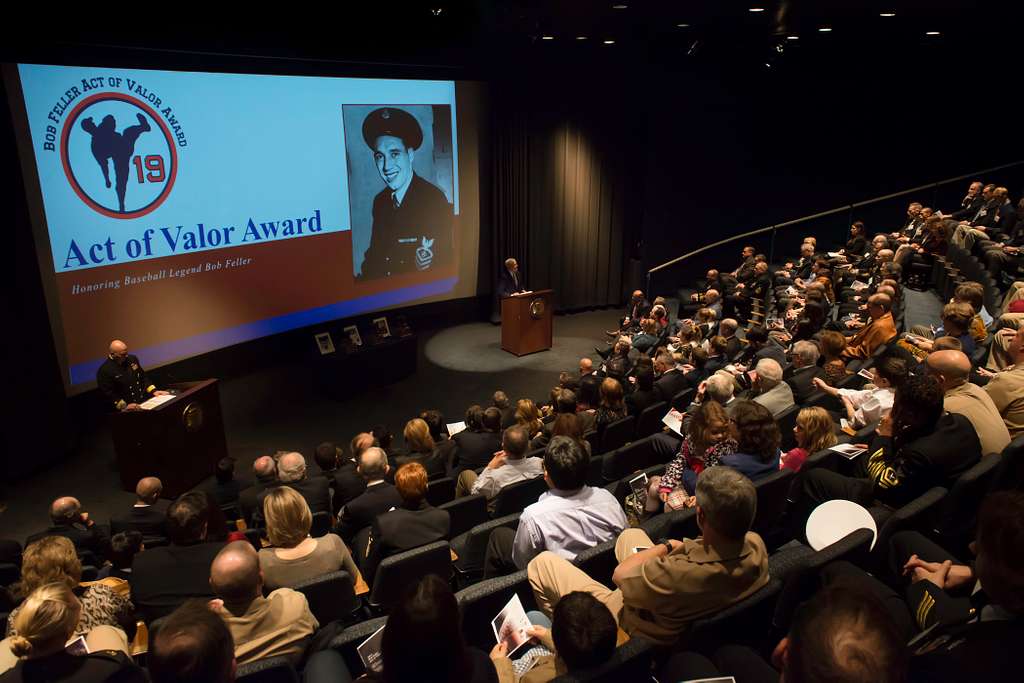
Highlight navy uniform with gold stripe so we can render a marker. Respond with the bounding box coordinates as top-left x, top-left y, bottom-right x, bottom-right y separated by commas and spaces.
96, 354, 156, 411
